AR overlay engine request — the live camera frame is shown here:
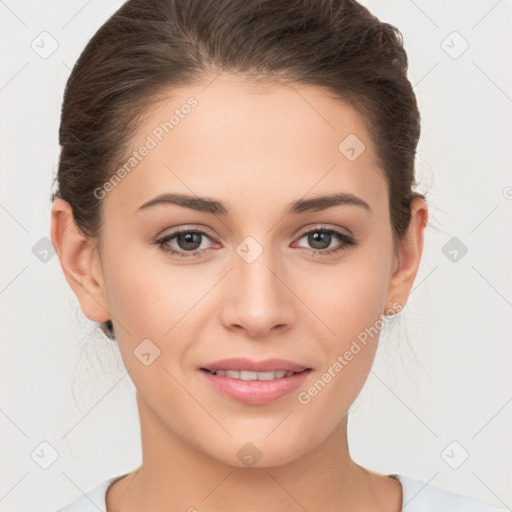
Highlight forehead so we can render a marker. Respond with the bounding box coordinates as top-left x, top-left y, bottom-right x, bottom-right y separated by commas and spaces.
103, 74, 387, 217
